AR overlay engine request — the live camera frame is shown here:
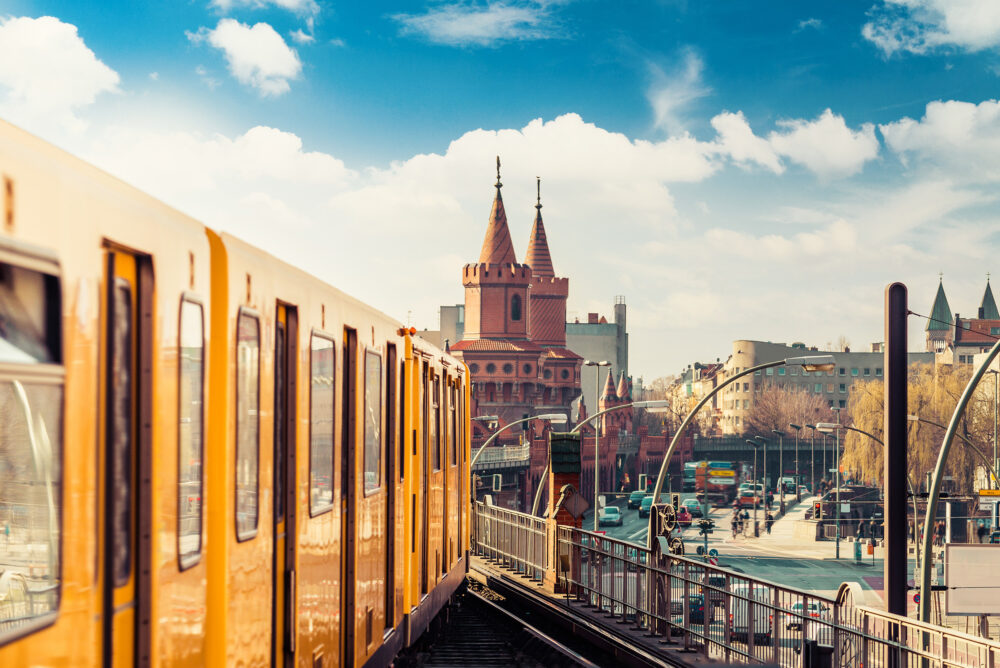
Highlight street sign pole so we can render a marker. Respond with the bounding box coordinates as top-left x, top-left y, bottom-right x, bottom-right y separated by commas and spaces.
884, 282, 909, 617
